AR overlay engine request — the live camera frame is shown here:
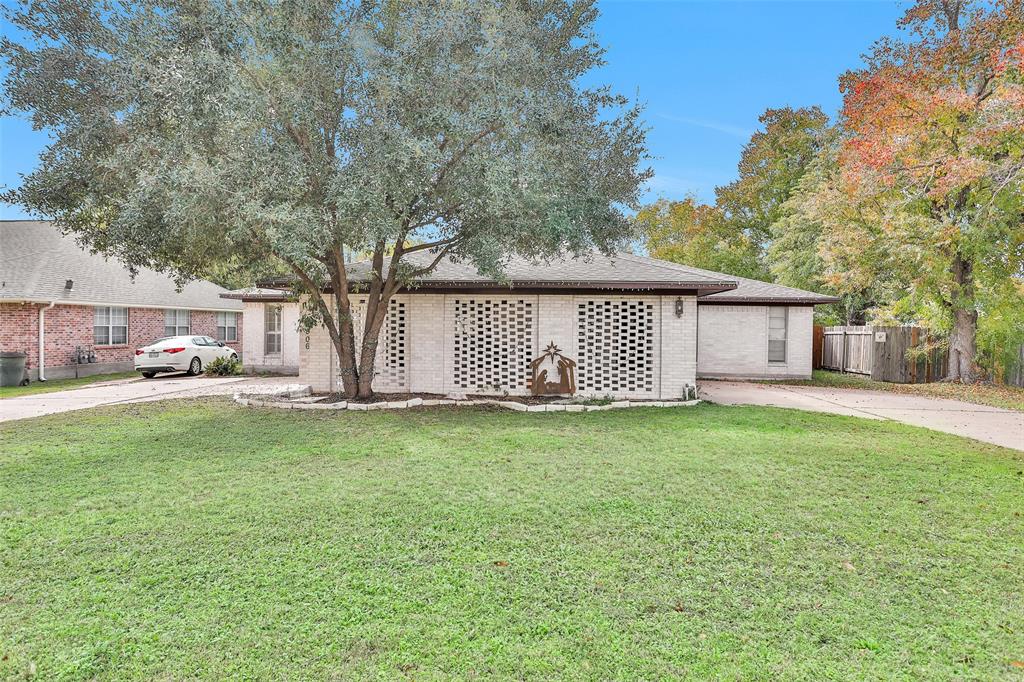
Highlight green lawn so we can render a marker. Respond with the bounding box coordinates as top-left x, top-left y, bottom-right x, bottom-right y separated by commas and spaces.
769, 369, 1024, 412
0, 371, 138, 400
2, 401, 1022, 679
